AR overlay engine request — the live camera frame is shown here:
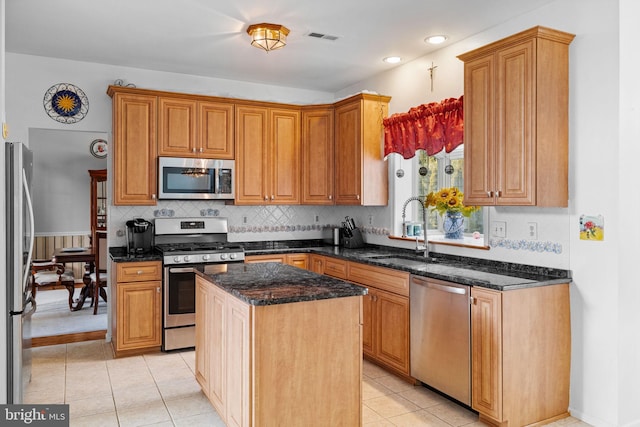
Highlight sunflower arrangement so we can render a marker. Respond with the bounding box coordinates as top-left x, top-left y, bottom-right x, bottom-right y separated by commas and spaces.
425, 186, 480, 217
